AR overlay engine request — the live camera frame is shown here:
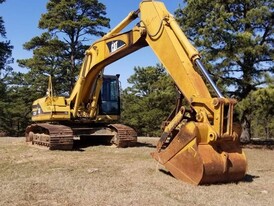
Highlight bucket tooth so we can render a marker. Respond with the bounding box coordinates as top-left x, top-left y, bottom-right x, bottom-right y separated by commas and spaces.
152, 122, 247, 185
